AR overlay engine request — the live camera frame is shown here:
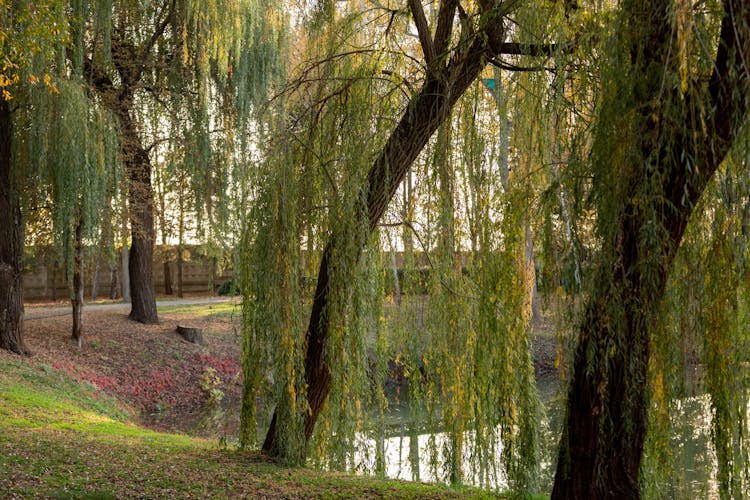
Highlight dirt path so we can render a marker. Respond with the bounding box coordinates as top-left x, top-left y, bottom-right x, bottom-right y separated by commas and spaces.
24, 296, 237, 320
